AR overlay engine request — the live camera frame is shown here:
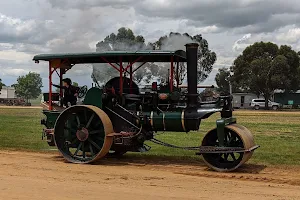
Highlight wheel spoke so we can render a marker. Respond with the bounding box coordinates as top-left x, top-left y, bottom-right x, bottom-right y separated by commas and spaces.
89, 143, 94, 156
82, 142, 86, 158
92, 135, 104, 142
64, 126, 77, 134
88, 138, 101, 150
76, 116, 80, 127
71, 137, 79, 144
89, 130, 102, 135
230, 153, 237, 161
74, 142, 82, 156
86, 113, 95, 129
93, 121, 102, 129
84, 109, 88, 123
224, 153, 229, 161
